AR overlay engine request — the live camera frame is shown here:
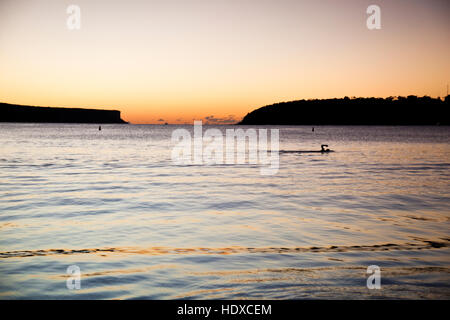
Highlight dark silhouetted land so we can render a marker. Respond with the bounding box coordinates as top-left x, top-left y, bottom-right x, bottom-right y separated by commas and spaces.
239, 96, 450, 125
0, 102, 127, 123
